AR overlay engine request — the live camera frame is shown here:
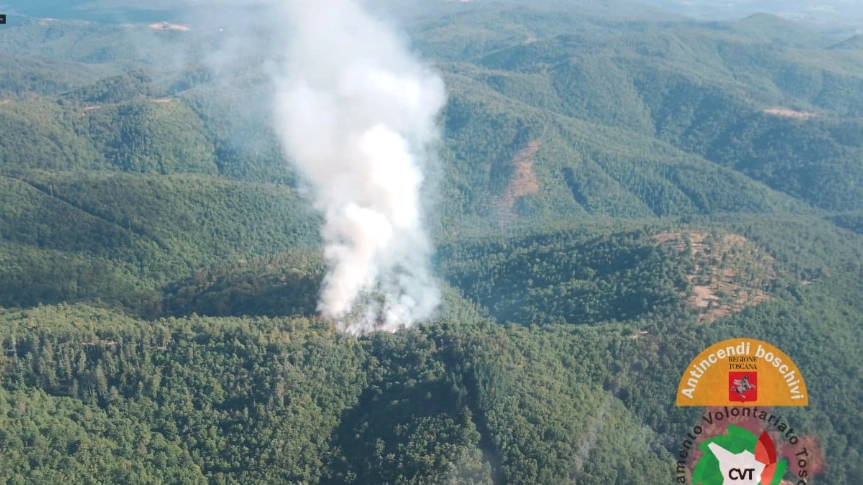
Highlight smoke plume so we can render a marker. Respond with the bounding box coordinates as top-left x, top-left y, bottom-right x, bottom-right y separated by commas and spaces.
272, 0, 446, 334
